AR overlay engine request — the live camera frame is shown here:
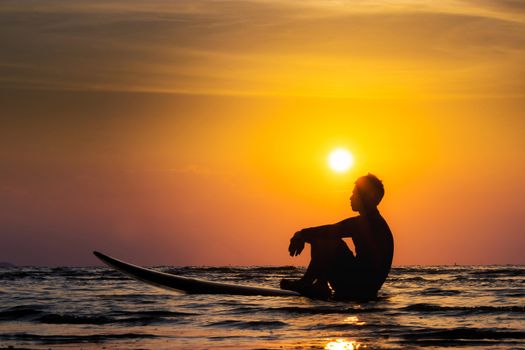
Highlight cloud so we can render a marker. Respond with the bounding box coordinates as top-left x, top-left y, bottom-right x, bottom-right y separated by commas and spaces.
473, 0, 525, 13
0, 0, 524, 97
